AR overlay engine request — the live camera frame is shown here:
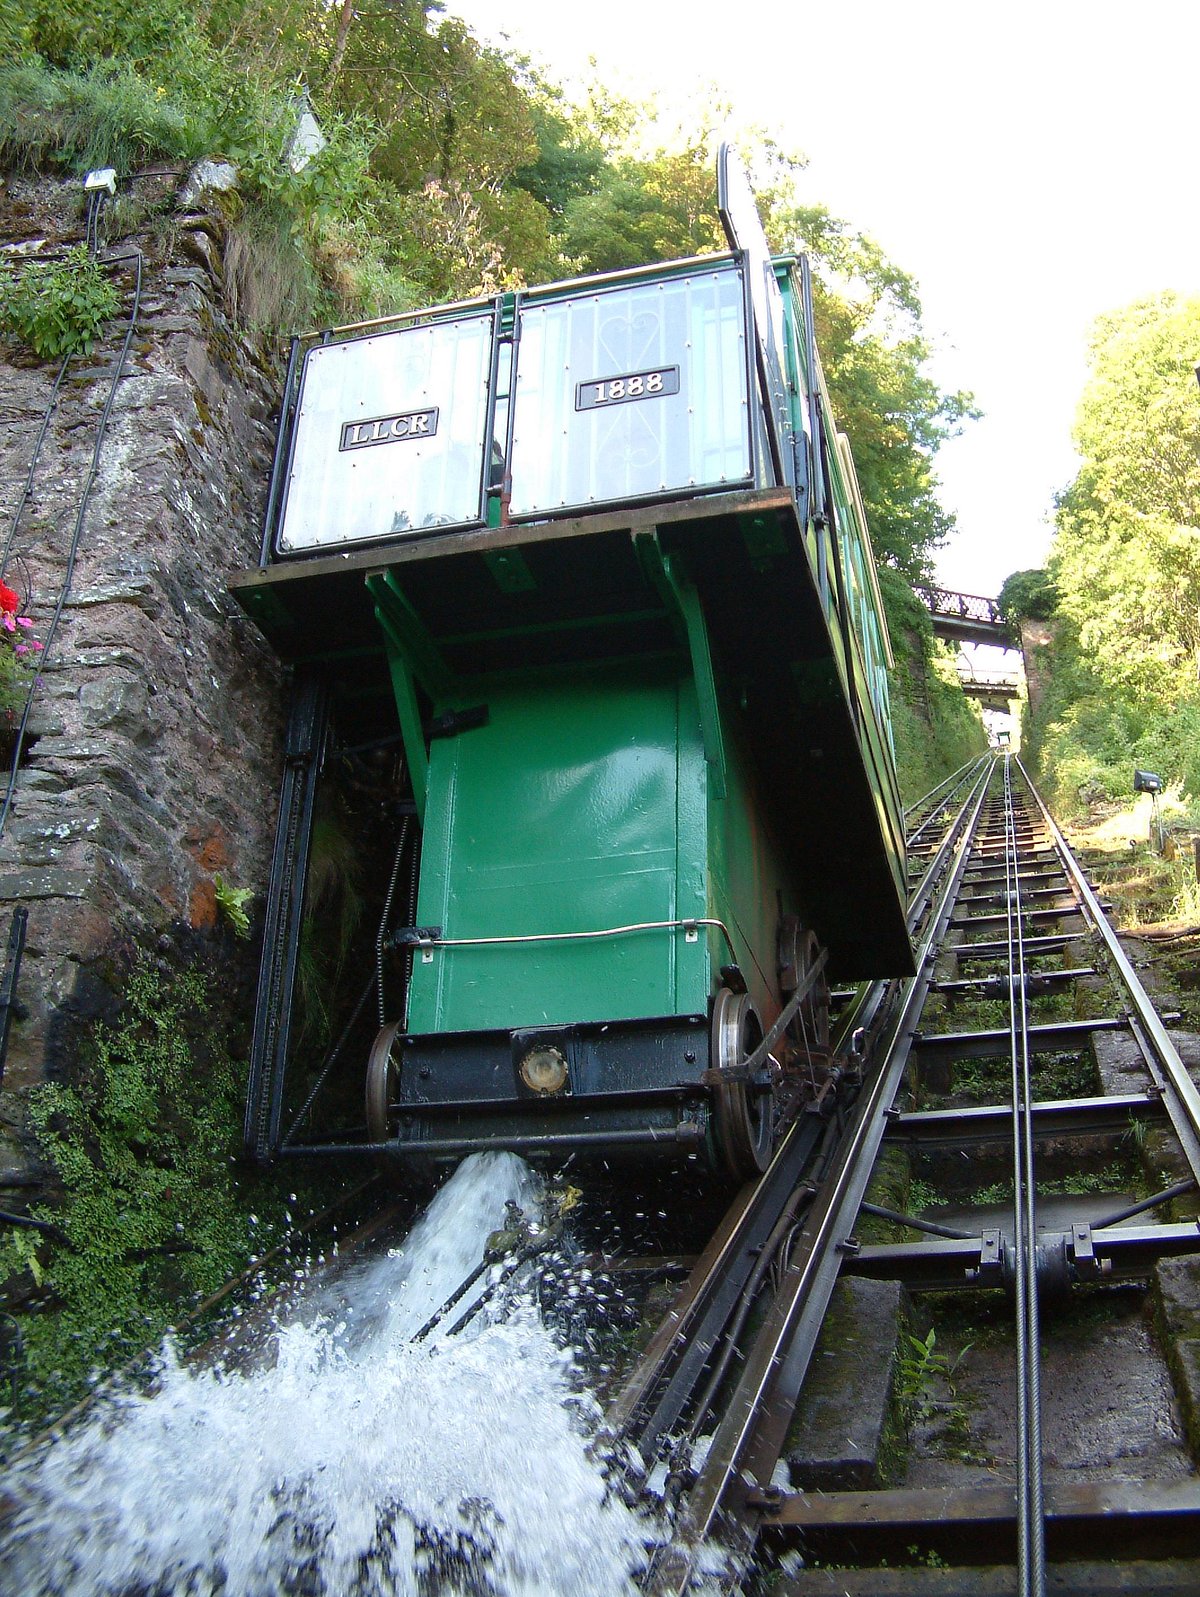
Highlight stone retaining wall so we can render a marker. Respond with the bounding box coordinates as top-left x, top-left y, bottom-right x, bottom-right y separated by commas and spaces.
0, 174, 286, 1189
